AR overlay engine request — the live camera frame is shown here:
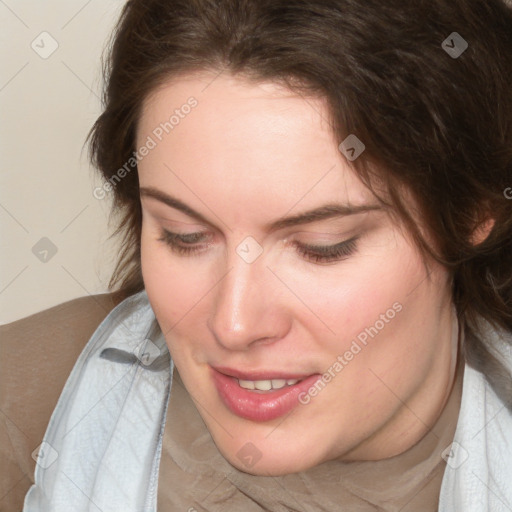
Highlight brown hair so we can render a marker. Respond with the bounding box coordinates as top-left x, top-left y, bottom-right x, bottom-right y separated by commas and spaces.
87, 0, 512, 403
